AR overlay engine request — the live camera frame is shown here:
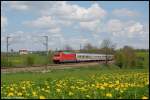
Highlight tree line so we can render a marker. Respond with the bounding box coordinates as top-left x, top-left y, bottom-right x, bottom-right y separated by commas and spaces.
63, 39, 149, 69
